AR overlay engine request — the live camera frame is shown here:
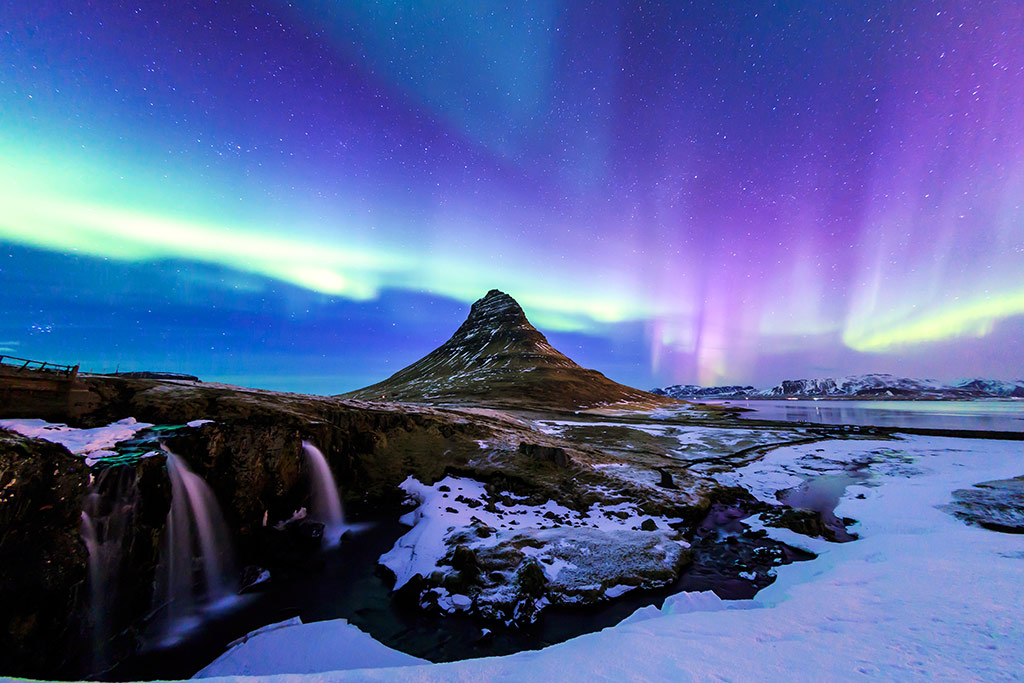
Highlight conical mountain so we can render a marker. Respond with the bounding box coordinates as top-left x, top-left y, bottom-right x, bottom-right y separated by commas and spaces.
341, 290, 670, 410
